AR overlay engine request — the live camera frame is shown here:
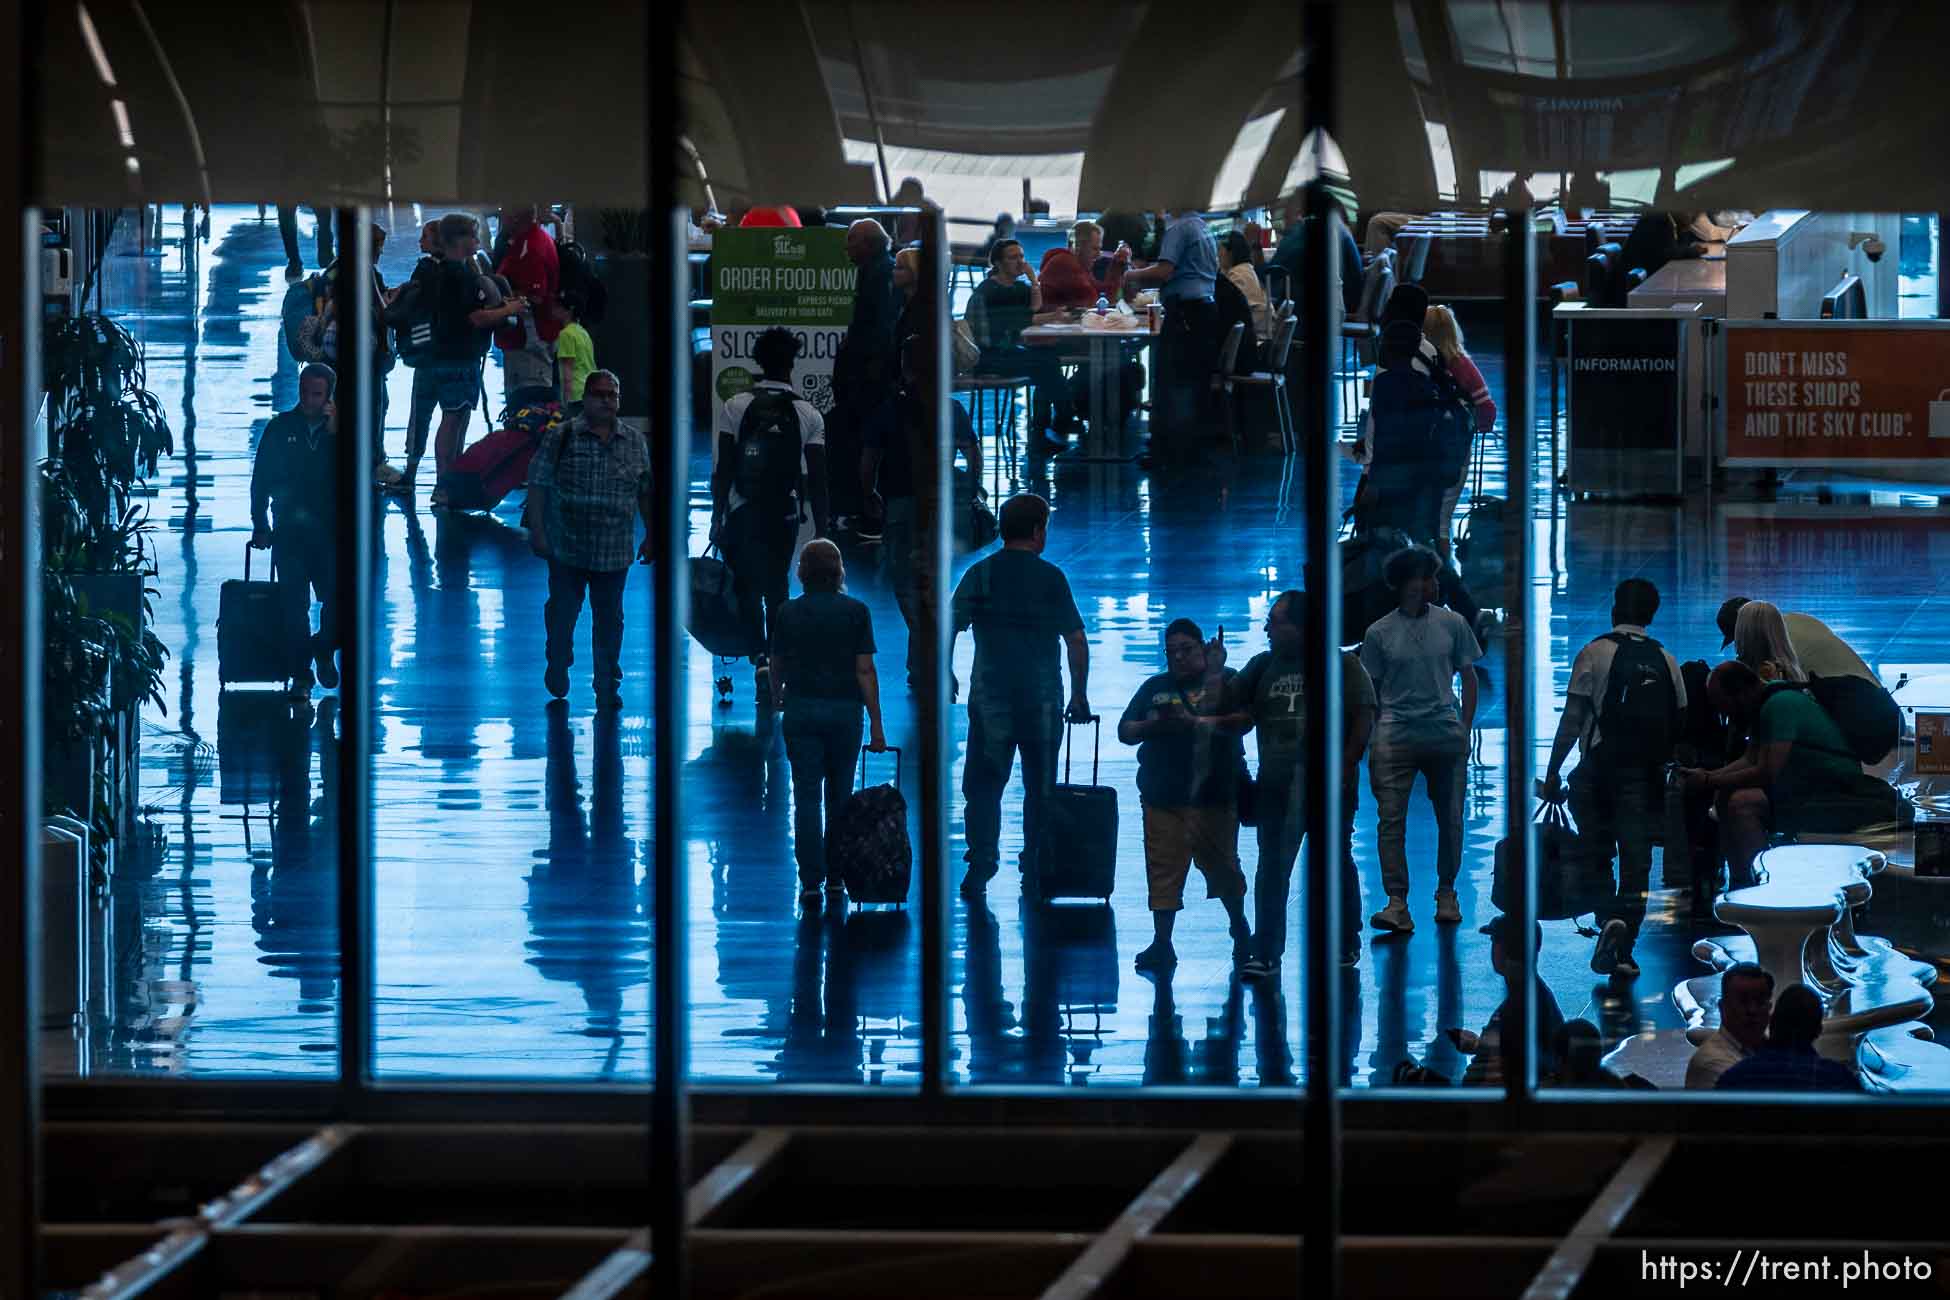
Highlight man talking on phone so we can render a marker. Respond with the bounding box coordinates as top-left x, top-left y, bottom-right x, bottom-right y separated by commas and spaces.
1118, 618, 1254, 975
